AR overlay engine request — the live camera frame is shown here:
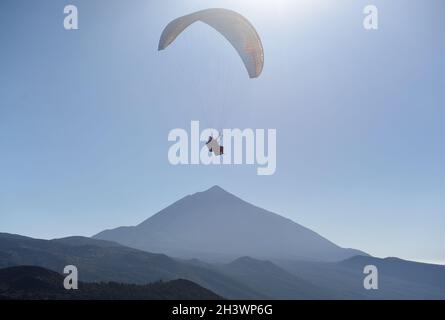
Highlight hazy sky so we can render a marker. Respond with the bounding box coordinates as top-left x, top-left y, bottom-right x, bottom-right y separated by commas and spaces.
1, 0, 444, 264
